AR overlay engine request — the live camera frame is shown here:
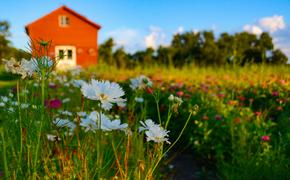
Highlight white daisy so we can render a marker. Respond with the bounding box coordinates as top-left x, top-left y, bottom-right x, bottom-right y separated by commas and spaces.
53, 118, 76, 132
101, 118, 128, 131
139, 119, 170, 144
81, 79, 126, 110
130, 75, 153, 90
72, 79, 86, 88
47, 134, 61, 141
